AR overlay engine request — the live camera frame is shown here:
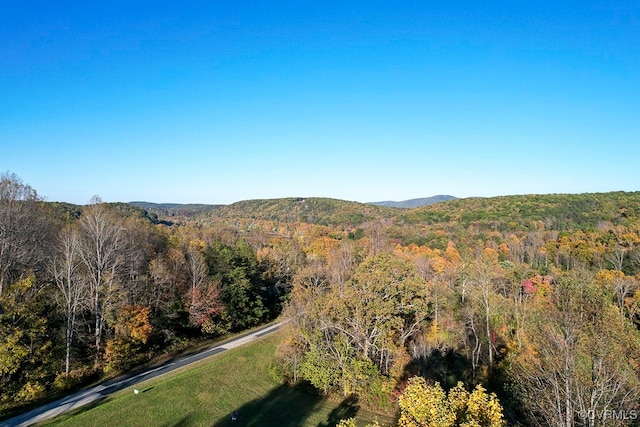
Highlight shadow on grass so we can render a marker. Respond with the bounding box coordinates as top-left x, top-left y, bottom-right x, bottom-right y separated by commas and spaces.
159, 414, 195, 427
213, 384, 361, 427
317, 395, 360, 427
